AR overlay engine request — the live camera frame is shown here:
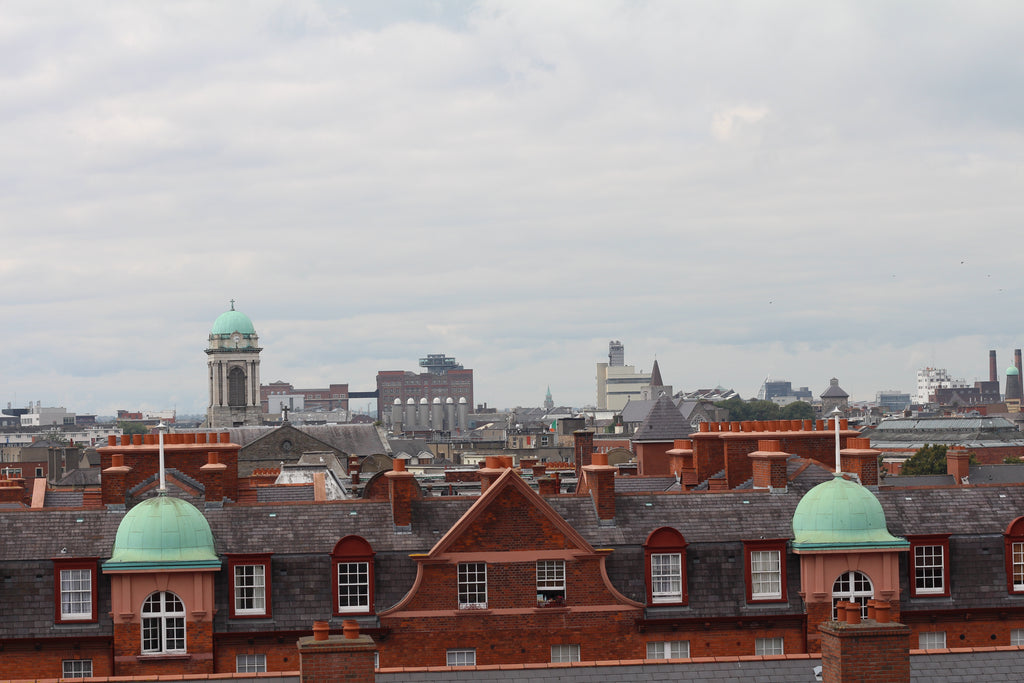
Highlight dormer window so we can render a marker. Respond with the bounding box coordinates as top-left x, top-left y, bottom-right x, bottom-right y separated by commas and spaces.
332, 536, 375, 615
644, 527, 688, 606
